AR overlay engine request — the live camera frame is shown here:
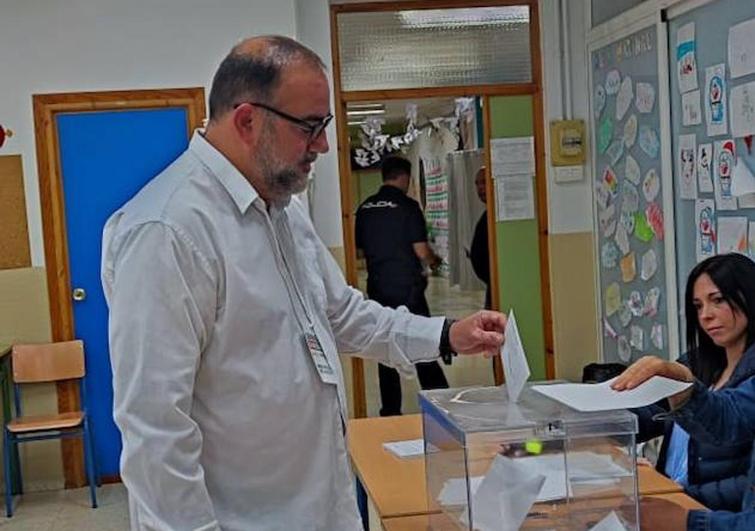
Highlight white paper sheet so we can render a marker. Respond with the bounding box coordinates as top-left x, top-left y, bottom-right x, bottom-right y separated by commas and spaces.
682, 90, 702, 126
491, 137, 535, 176
590, 511, 629, 531
678, 134, 697, 199
730, 81, 755, 138
471, 455, 546, 531
495, 175, 535, 221
732, 159, 755, 197
717, 216, 748, 254
438, 451, 627, 509
382, 438, 425, 458
729, 18, 755, 79
500, 310, 530, 403
531, 376, 692, 412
